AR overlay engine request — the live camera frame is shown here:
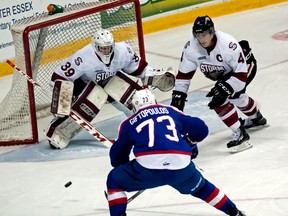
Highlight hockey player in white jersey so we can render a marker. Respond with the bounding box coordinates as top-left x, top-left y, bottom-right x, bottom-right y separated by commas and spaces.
46, 29, 176, 149
170, 15, 267, 152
